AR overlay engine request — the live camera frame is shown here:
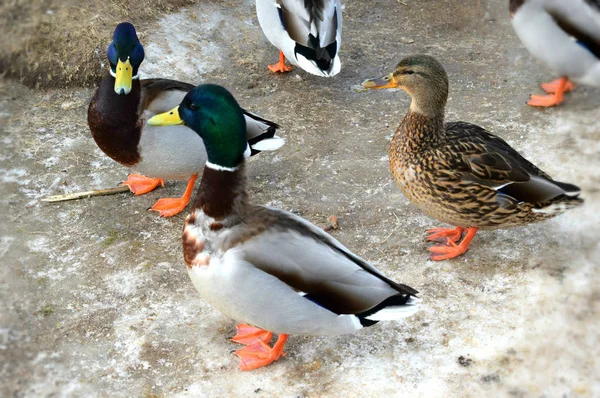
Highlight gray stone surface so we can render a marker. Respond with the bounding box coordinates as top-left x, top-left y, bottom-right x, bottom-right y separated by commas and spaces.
1, 0, 598, 396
